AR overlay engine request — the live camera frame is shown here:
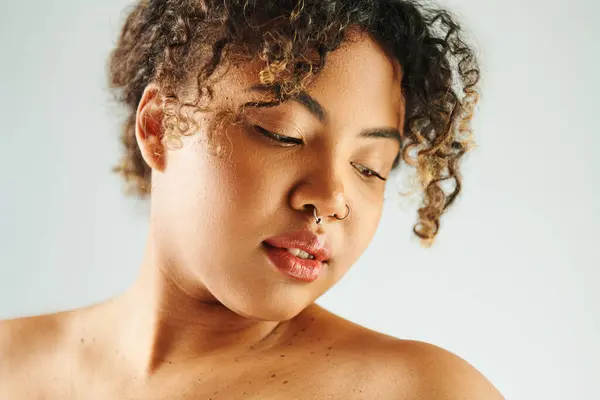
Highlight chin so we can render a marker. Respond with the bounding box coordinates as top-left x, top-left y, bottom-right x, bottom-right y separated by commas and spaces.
217, 288, 311, 322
